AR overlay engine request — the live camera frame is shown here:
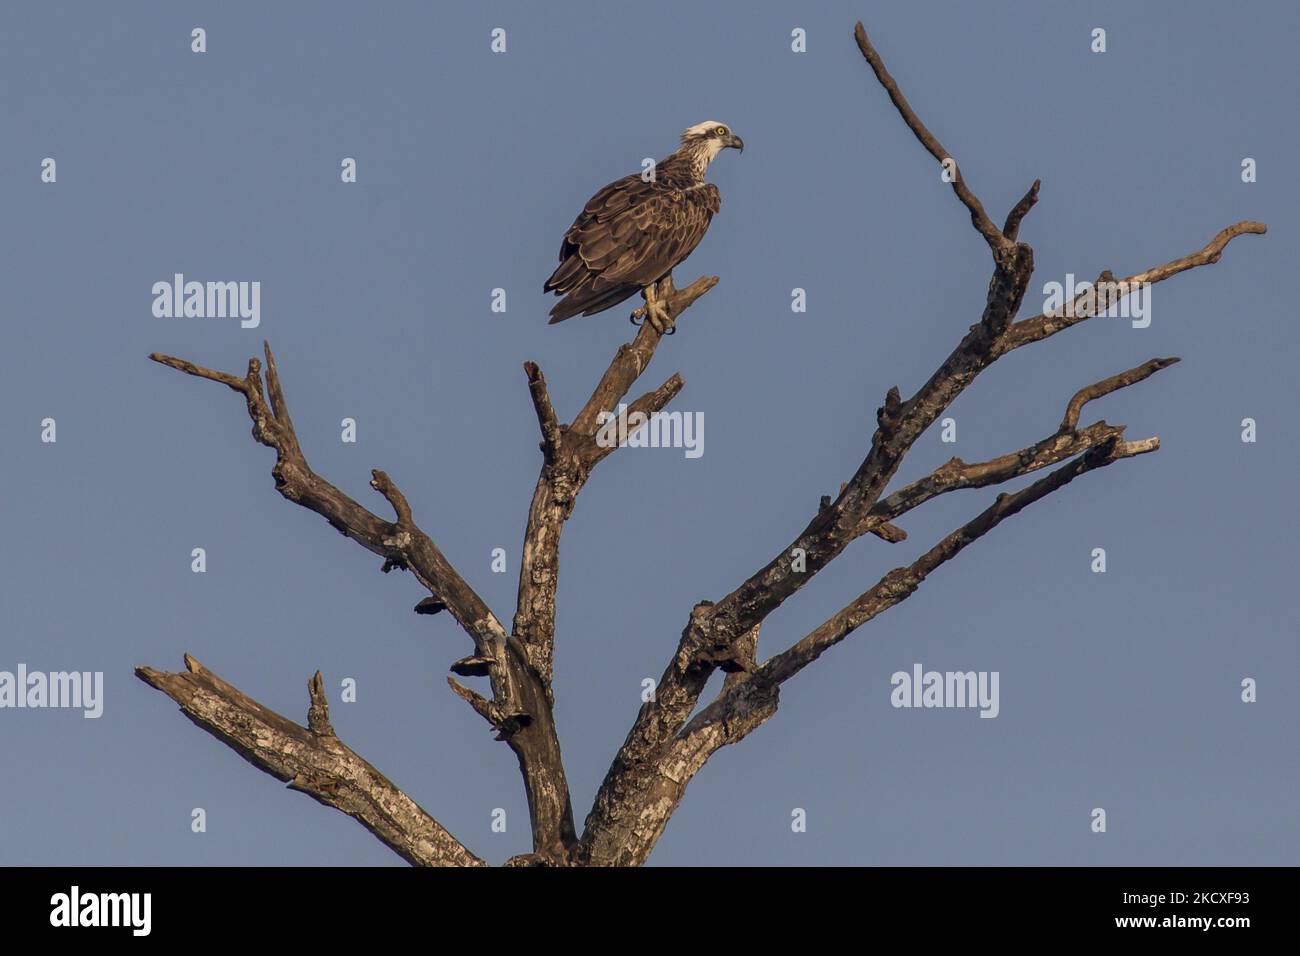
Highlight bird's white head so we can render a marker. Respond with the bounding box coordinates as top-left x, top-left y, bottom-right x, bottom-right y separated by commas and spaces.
679, 120, 745, 173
